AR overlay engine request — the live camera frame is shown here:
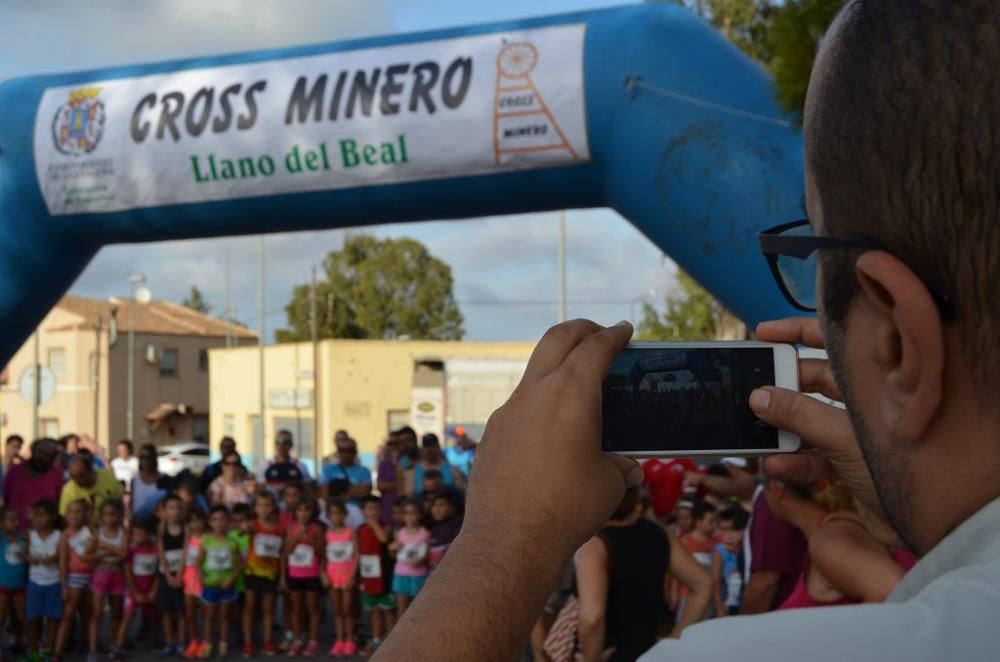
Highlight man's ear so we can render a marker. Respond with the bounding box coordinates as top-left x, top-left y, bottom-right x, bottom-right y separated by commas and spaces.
854, 251, 944, 443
